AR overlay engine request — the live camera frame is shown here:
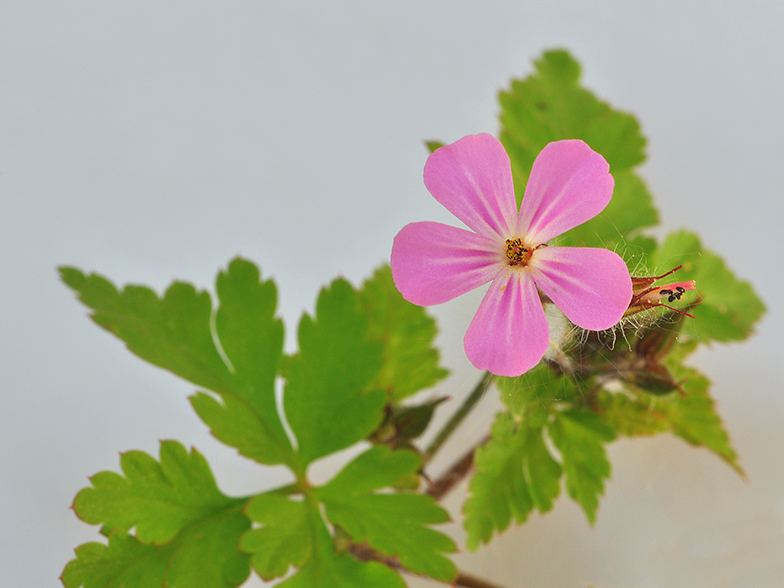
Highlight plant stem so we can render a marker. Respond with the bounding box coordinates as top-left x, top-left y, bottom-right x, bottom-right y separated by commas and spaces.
424, 371, 494, 463
349, 544, 511, 588
454, 571, 511, 588
426, 436, 487, 500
